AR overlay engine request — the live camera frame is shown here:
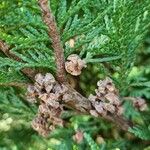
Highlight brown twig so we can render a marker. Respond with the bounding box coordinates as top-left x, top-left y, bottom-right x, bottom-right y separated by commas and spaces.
38, 0, 66, 83
63, 84, 133, 131
0, 40, 19, 60
0, 82, 27, 88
